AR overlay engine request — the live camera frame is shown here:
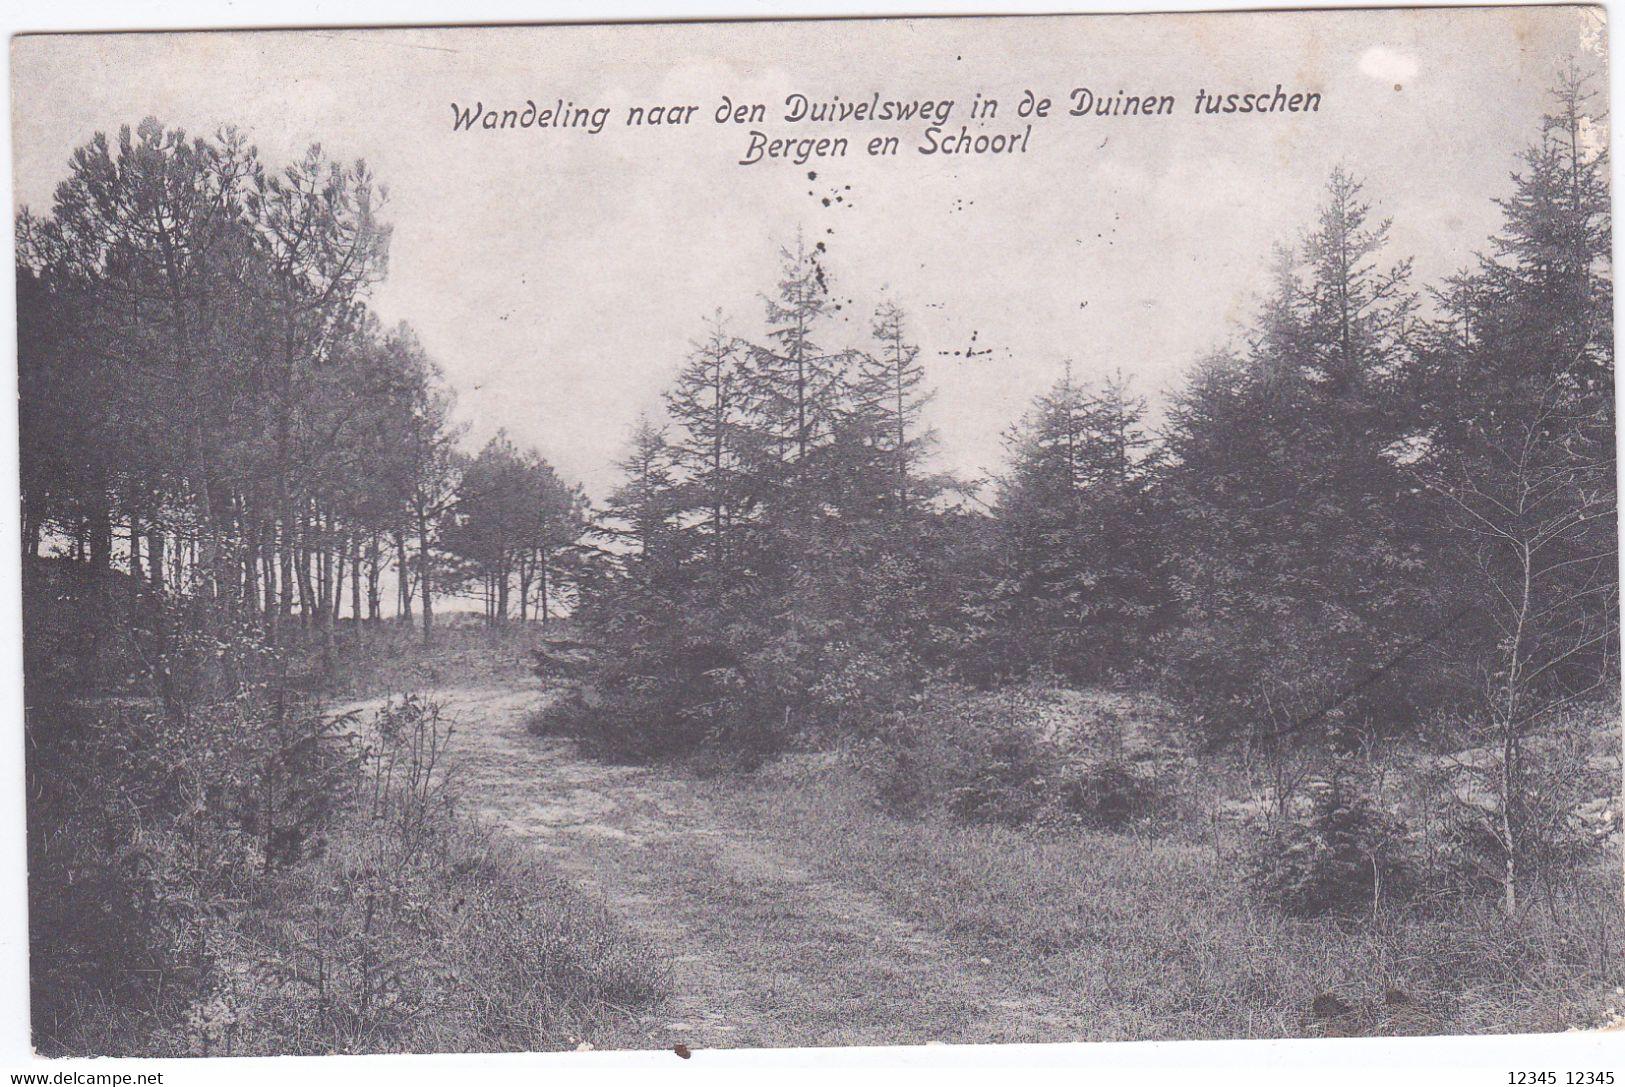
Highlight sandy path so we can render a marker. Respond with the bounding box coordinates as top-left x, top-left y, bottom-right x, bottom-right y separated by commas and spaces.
366, 681, 1025, 1051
